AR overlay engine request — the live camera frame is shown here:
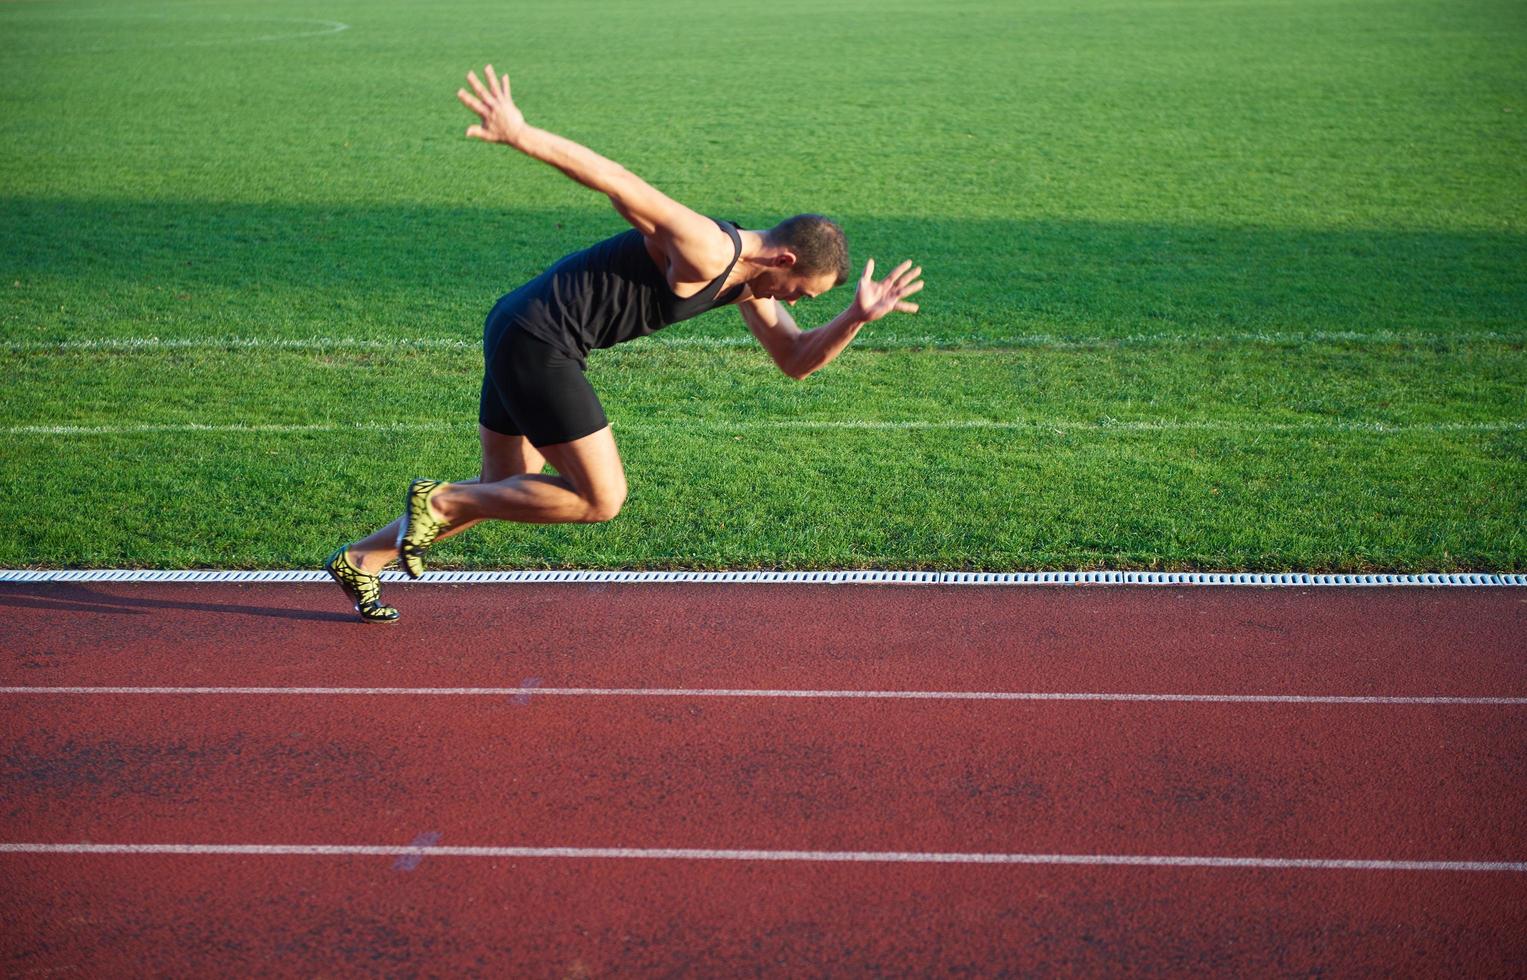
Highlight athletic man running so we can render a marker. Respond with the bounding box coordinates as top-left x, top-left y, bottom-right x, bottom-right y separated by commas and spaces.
324, 64, 926, 622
